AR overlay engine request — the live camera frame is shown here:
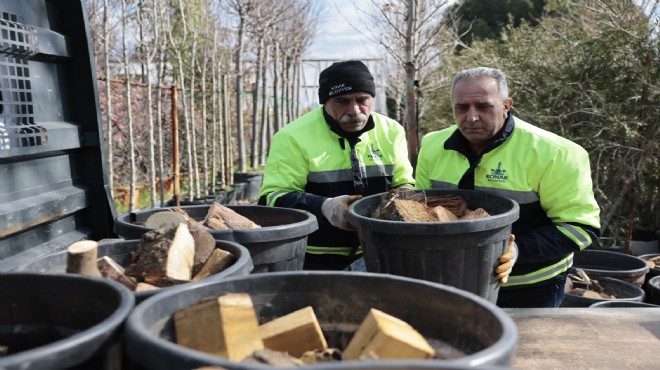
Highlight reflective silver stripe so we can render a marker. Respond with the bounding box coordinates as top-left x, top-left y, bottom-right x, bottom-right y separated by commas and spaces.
428, 180, 457, 189
308, 164, 396, 183
307, 245, 359, 256
266, 190, 289, 206
557, 222, 591, 248
504, 253, 574, 286
474, 187, 539, 204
